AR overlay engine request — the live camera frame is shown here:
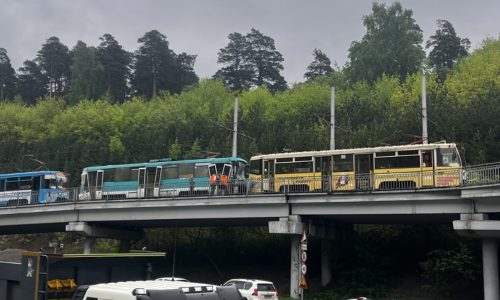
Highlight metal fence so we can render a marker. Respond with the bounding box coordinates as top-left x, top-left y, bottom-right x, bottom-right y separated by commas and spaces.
1, 164, 500, 207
